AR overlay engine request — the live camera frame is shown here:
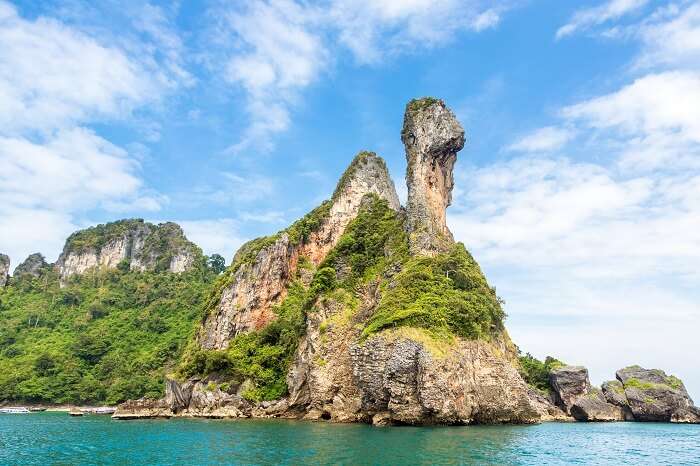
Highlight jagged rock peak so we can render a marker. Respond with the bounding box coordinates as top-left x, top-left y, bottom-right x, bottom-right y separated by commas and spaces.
0, 254, 9, 287
198, 151, 401, 350
331, 151, 401, 211
56, 218, 201, 283
402, 97, 465, 256
14, 253, 49, 278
